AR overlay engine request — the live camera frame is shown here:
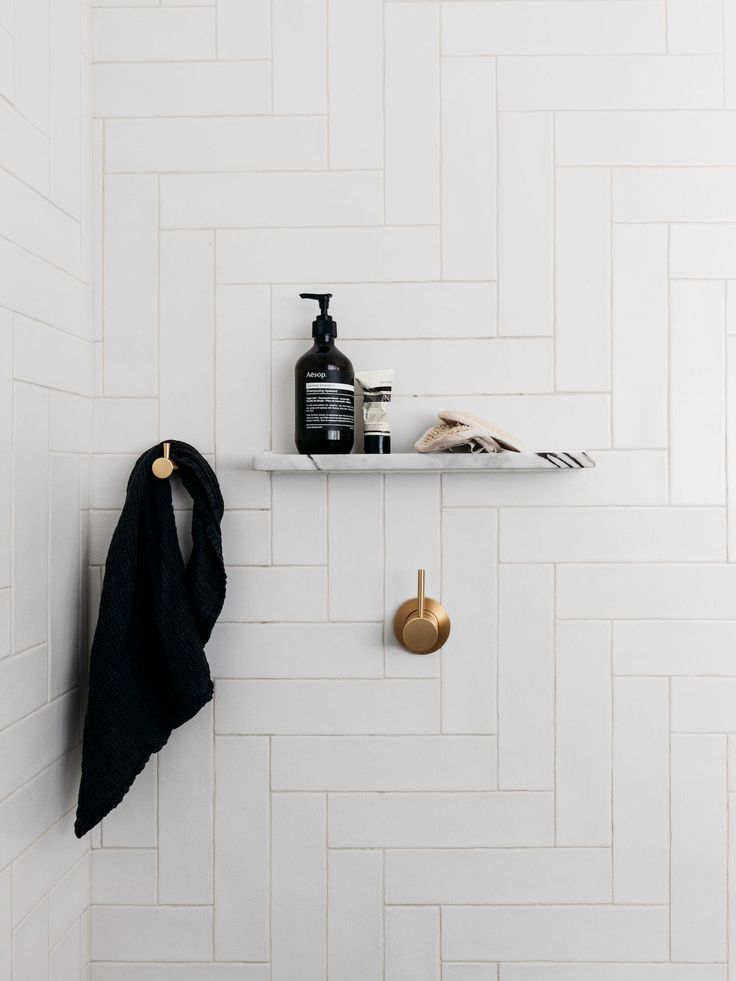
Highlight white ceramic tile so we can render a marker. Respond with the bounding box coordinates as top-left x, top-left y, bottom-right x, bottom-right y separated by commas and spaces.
442, 905, 668, 963
49, 920, 81, 981
159, 231, 215, 452
500, 507, 726, 563
217, 227, 441, 285
90, 907, 213, 962
498, 565, 554, 789
667, 0, 722, 53
50, 0, 82, 218
92, 968, 269, 981
670, 223, 736, 278
162, 172, 382, 230
442, 508, 497, 733
387, 848, 610, 904
498, 113, 554, 336
669, 281, 726, 505
0, 240, 86, 338
14, 316, 90, 396
385, 3, 440, 225
14, 898, 49, 981
92, 849, 157, 905
670, 734, 727, 961
328, 850, 383, 981
14, 0, 50, 131
216, 0, 270, 59
272, 0, 325, 114
0, 101, 49, 195
95, 61, 270, 117
101, 757, 157, 848
271, 793, 326, 981
614, 167, 736, 222
0, 646, 47, 730
0, 169, 80, 277
272, 735, 497, 790
94, 7, 215, 61
49, 455, 81, 698
385, 907, 439, 981
221, 566, 327, 621
328, 792, 553, 848
329, 475, 383, 621
12, 812, 87, 928
12, 382, 49, 654
272, 474, 326, 565
613, 678, 669, 903
103, 176, 158, 397
105, 117, 327, 173
555, 167, 610, 392
556, 621, 611, 846
443, 1, 664, 55
209, 622, 383, 678
612, 224, 668, 448
49, 853, 89, 948
614, 620, 736, 675
158, 703, 213, 904
221, 510, 271, 566
214, 736, 269, 961
501, 968, 723, 981
215, 679, 439, 734
328, 0, 382, 169
499, 55, 722, 111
